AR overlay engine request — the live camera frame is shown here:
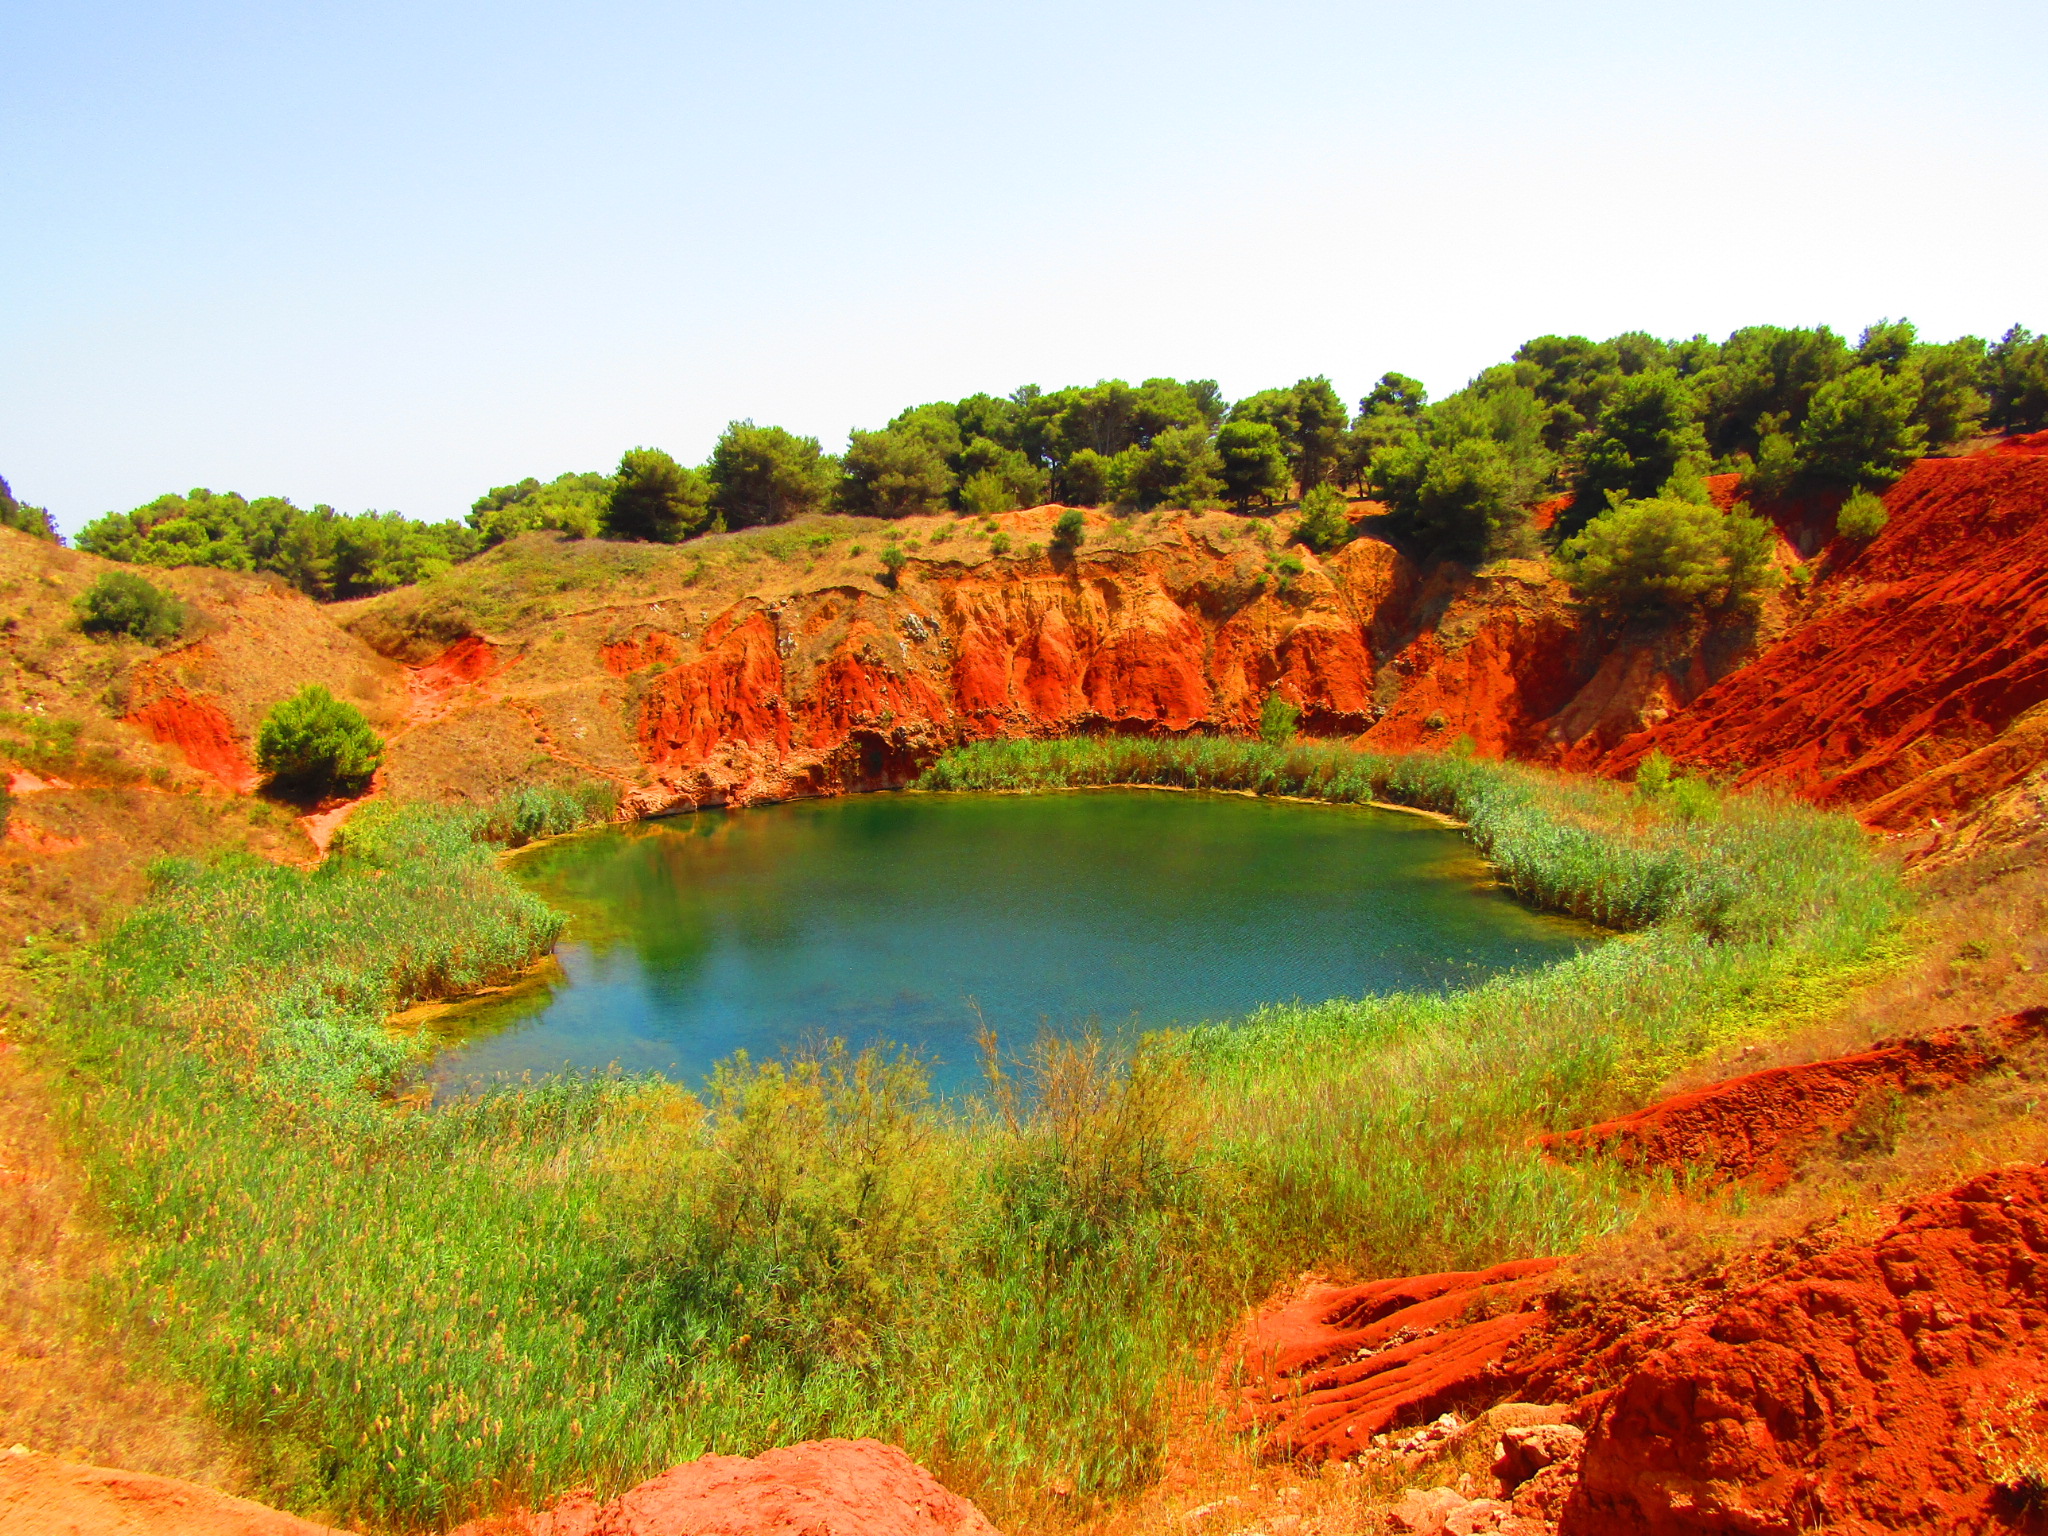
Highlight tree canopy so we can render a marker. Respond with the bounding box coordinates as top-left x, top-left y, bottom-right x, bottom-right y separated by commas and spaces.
77, 490, 477, 600
56, 314, 2037, 594
0, 475, 59, 542
604, 450, 713, 542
